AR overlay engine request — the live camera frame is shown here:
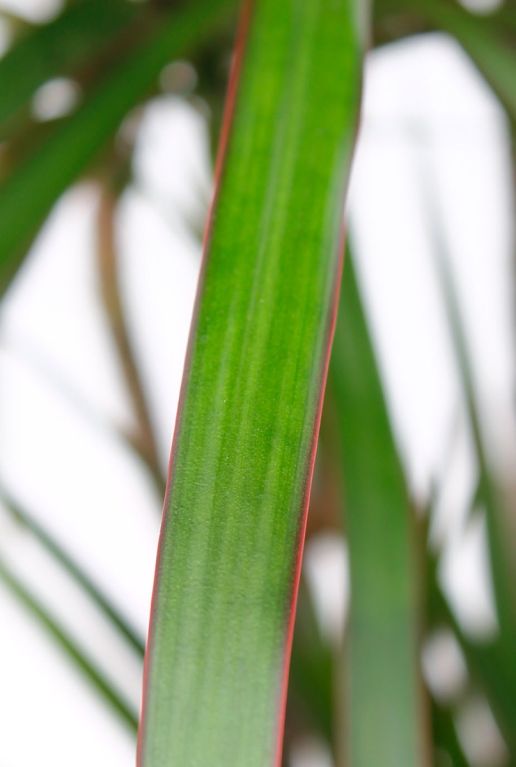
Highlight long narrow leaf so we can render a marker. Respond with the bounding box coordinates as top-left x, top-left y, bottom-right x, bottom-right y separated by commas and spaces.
0, 487, 145, 656
419, 0, 516, 121
427, 197, 516, 630
431, 698, 469, 767
0, 0, 236, 295
287, 577, 334, 748
427, 550, 516, 754
428, 207, 516, 748
0, 0, 138, 134
138, 1, 364, 764
328, 252, 429, 766
0, 557, 138, 731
